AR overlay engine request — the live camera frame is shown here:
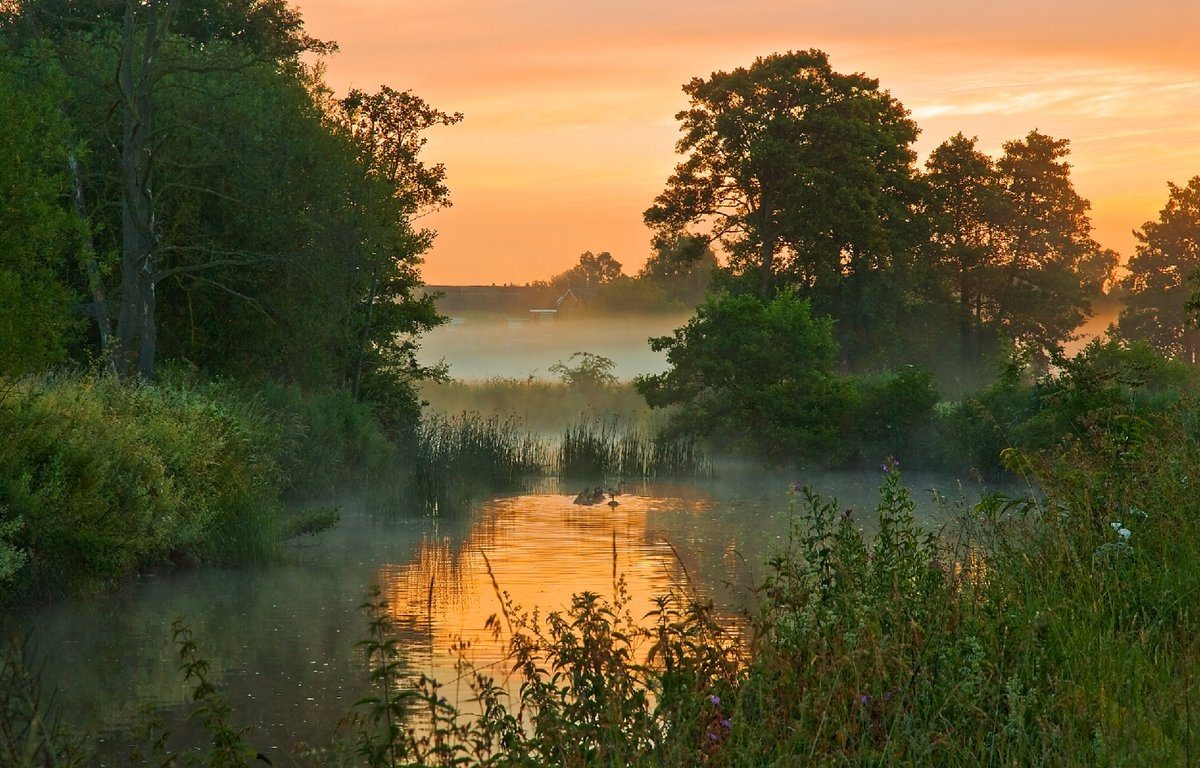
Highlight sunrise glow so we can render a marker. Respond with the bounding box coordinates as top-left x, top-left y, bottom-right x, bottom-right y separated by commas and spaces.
297, 0, 1200, 285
